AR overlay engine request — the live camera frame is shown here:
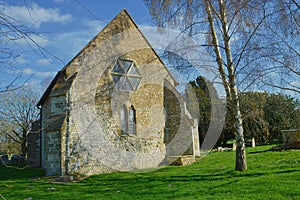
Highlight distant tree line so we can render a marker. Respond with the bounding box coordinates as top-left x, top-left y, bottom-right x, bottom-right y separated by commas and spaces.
240, 91, 300, 144
186, 76, 300, 146
0, 85, 39, 157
